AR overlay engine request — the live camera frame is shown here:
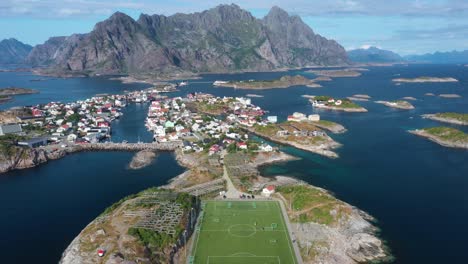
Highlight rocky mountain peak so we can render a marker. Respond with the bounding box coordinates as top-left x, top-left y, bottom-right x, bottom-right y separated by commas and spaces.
23, 5, 349, 74
0, 38, 33, 65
